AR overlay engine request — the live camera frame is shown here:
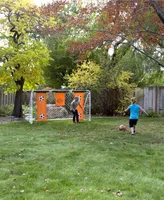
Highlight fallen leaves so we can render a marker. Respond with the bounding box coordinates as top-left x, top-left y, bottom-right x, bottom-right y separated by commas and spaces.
115, 191, 123, 197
